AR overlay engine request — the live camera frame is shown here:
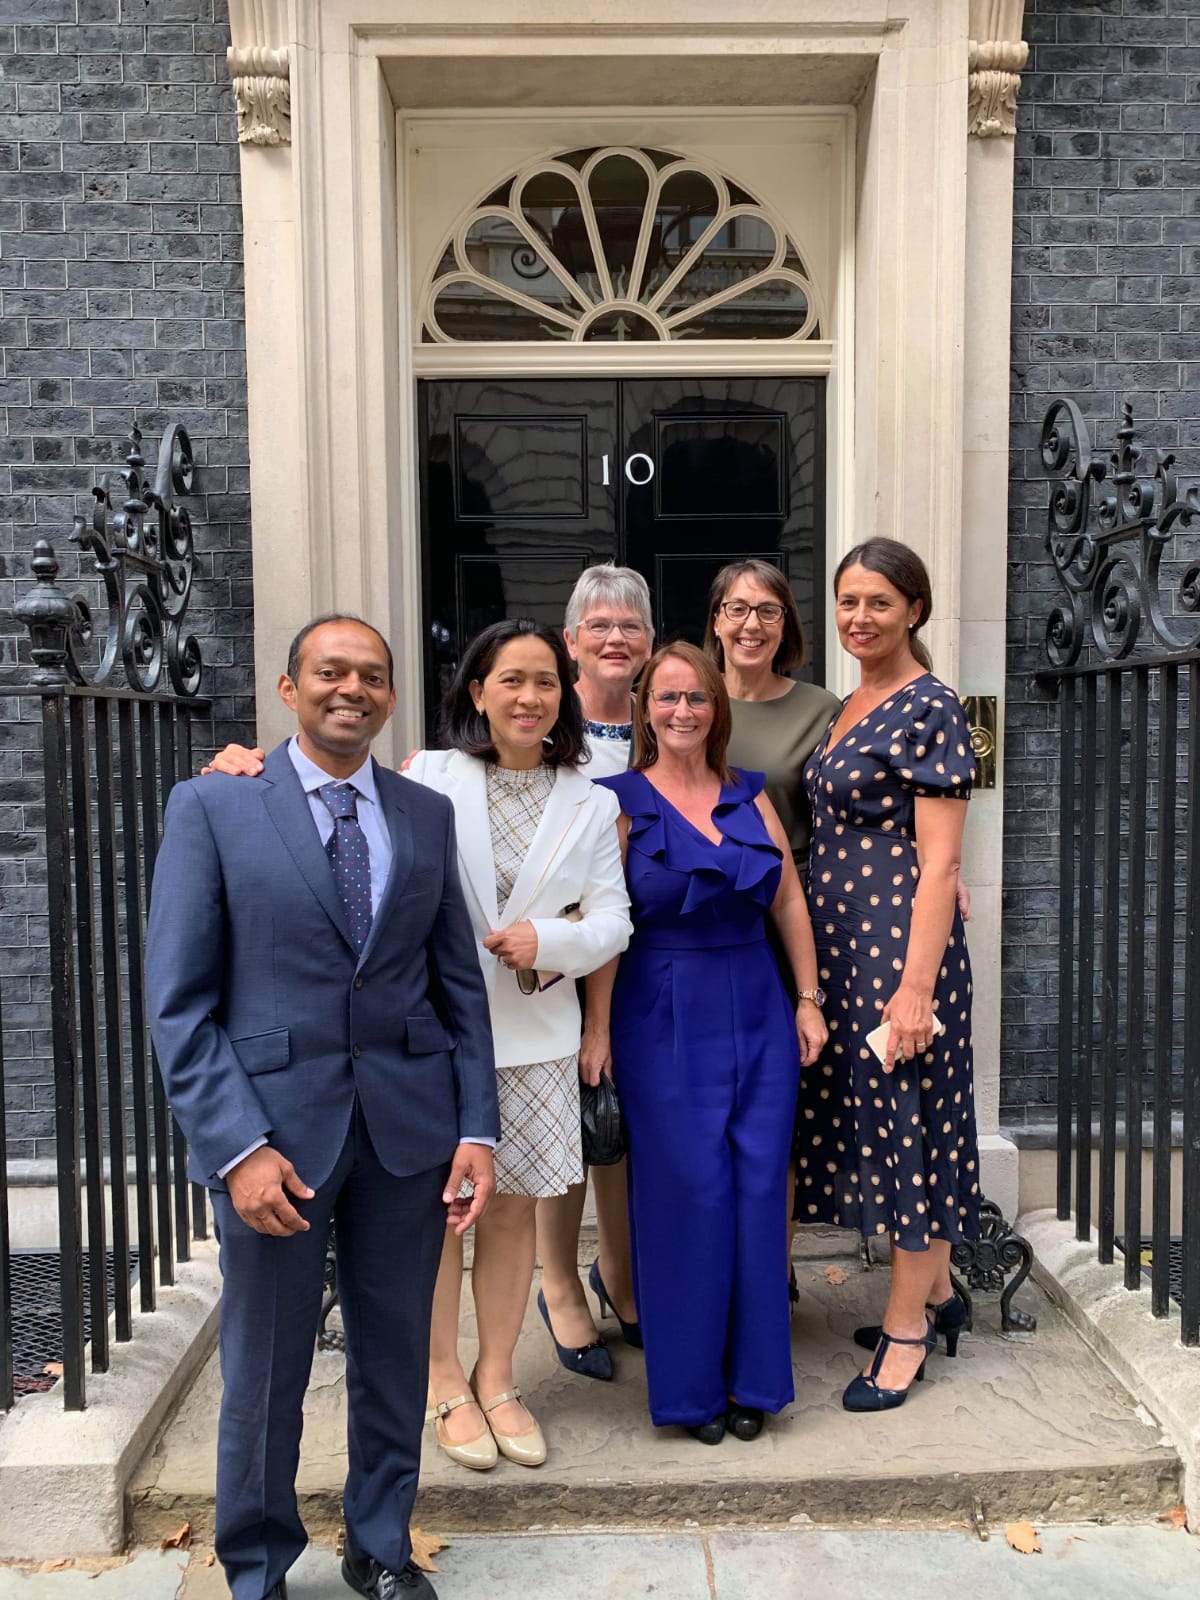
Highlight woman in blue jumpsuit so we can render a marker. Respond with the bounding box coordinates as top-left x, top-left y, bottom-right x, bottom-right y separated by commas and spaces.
591, 642, 827, 1444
